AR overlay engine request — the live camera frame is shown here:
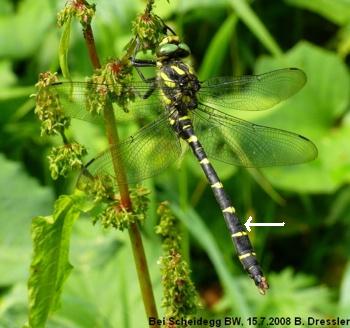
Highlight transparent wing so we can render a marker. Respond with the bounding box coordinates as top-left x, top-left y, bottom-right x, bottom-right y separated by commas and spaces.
78, 114, 181, 188
198, 68, 306, 111
193, 104, 317, 167
38, 81, 164, 124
